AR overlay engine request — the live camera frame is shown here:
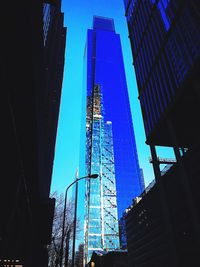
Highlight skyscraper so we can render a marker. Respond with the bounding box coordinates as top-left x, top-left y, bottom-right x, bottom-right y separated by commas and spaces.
1, 1, 66, 266
83, 16, 144, 263
85, 84, 119, 263
124, 0, 200, 146
124, 1, 200, 265
43, 0, 66, 197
